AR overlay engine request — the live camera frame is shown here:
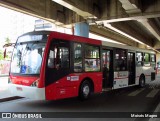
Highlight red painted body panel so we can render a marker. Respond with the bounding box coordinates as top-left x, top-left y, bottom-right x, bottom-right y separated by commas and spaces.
49, 32, 102, 46
38, 33, 52, 88
10, 75, 39, 86
10, 31, 103, 100
45, 72, 102, 100
42, 32, 103, 100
